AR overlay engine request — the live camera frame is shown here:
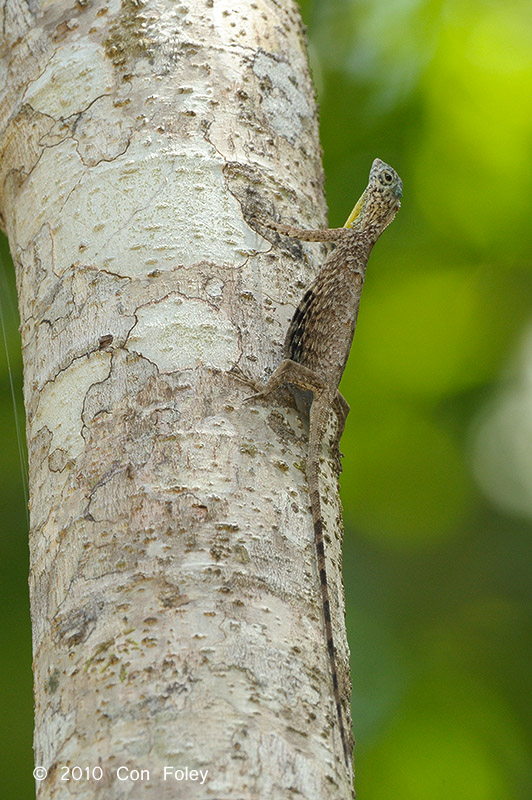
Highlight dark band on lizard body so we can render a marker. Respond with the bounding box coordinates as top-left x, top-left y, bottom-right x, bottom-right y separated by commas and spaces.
249, 158, 402, 769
